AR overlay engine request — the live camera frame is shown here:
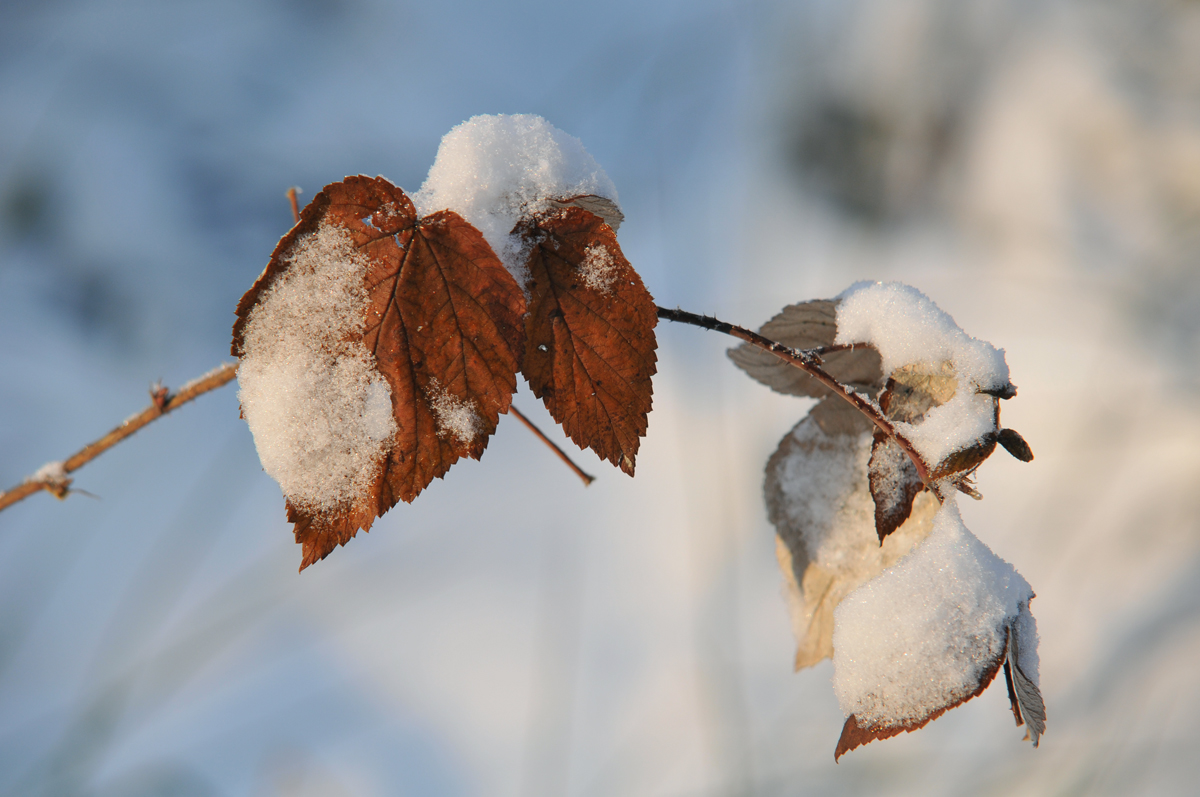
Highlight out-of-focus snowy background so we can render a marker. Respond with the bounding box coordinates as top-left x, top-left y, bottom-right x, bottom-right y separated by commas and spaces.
2, 0, 1199, 794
